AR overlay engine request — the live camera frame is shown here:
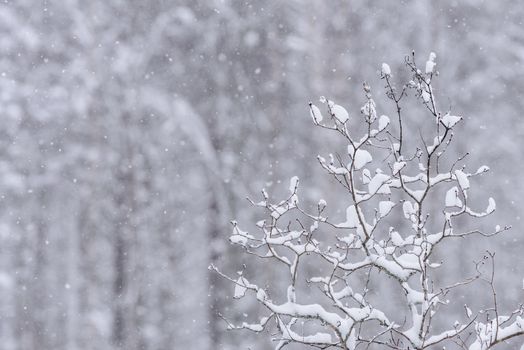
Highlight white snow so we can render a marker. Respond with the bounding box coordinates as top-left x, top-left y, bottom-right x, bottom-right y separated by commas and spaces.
445, 187, 463, 207
338, 205, 360, 229
392, 161, 406, 175
362, 168, 371, 184
239, 322, 263, 332
265, 230, 302, 246
271, 206, 288, 219
470, 316, 524, 350
230, 234, 248, 245
422, 90, 431, 103
346, 329, 356, 349
425, 52, 436, 73
396, 253, 420, 270
446, 186, 462, 208
403, 201, 416, 219
368, 173, 391, 195
309, 103, 323, 123
353, 149, 372, 170
465, 305, 473, 318
476, 165, 490, 174
455, 169, 470, 190
381, 63, 391, 76
286, 285, 296, 302
390, 230, 404, 246
289, 176, 299, 192
256, 288, 267, 301
328, 165, 349, 175
230, 224, 255, 246
378, 114, 390, 131
234, 276, 249, 299
360, 98, 377, 122
379, 201, 395, 218
487, 197, 496, 213
332, 104, 349, 123
441, 113, 462, 128
425, 60, 436, 74
298, 332, 333, 344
